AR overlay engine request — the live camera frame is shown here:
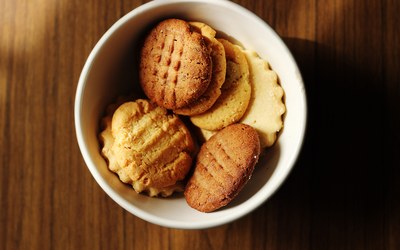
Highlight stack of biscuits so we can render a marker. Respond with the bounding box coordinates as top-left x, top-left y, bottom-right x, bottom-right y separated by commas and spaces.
99, 18, 285, 212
